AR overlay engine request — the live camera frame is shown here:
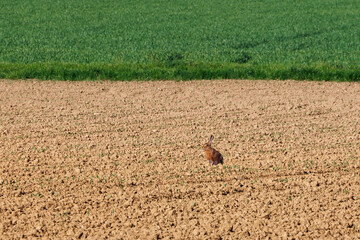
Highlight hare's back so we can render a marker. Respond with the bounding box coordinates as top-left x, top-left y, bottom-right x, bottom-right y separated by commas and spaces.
212, 150, 223, 165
